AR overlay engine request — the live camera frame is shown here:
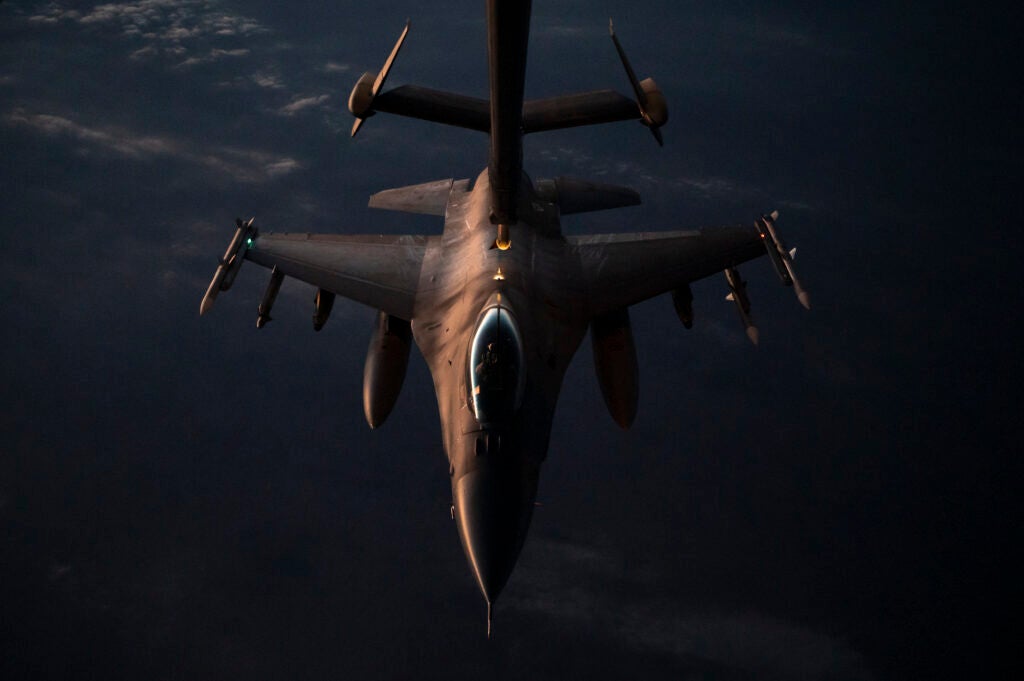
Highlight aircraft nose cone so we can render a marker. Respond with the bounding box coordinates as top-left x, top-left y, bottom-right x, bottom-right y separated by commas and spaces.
453, 467, 533, 607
